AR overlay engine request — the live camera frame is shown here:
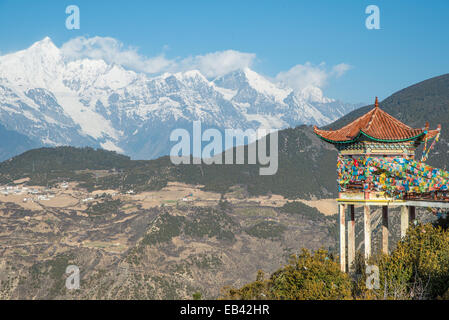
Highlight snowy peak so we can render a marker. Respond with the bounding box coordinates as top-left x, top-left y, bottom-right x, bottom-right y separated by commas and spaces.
240, 68, 291, 101
295, 85, 333, 104
213, 68, 249, 90
29, 36, 59, 52
213, 67, 295, 104
174, 69, 206, 80
0, 37, 63, 89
